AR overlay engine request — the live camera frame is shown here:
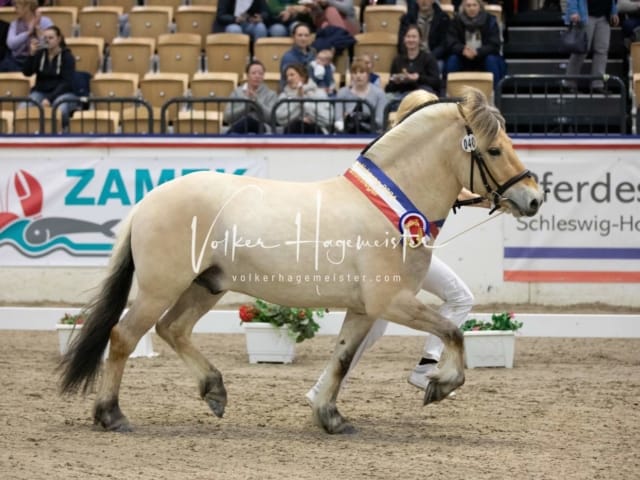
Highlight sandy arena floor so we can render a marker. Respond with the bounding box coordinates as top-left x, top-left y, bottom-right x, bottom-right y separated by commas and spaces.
0, 331, 638, 480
